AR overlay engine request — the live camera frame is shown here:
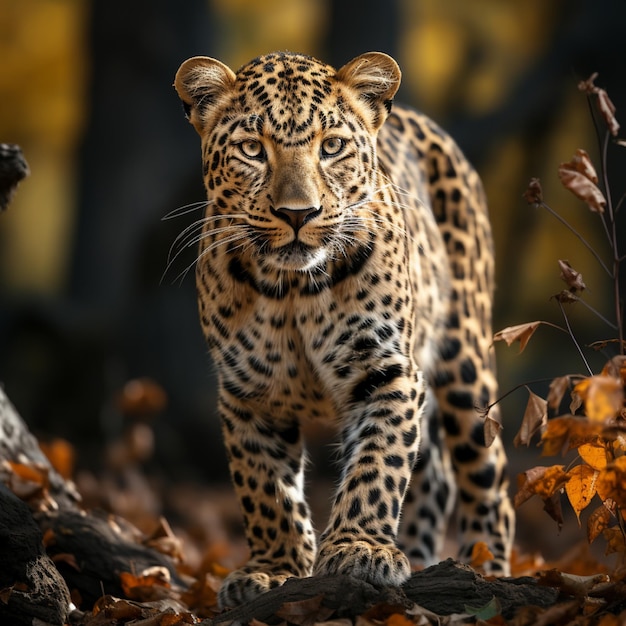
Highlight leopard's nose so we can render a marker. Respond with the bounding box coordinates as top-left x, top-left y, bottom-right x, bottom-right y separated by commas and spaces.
271, 206, 322, 233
